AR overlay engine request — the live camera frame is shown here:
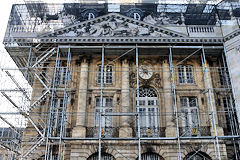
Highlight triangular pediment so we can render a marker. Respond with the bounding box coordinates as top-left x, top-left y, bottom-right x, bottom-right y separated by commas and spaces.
40, 13, 187, 38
